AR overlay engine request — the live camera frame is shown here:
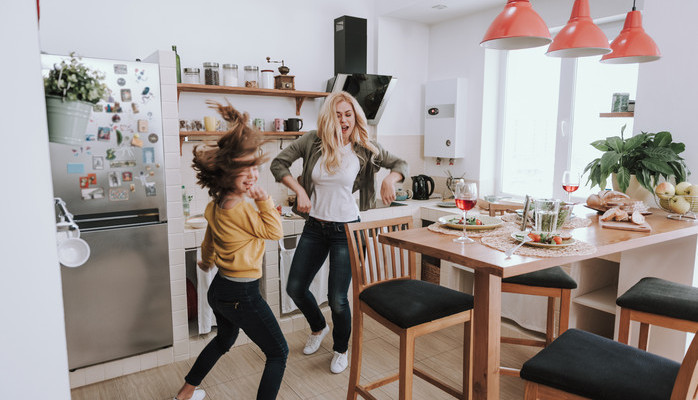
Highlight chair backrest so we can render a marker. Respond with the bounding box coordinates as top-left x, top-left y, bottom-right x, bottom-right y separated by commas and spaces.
345, 216, 415, 295
671, 331, 698, 399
